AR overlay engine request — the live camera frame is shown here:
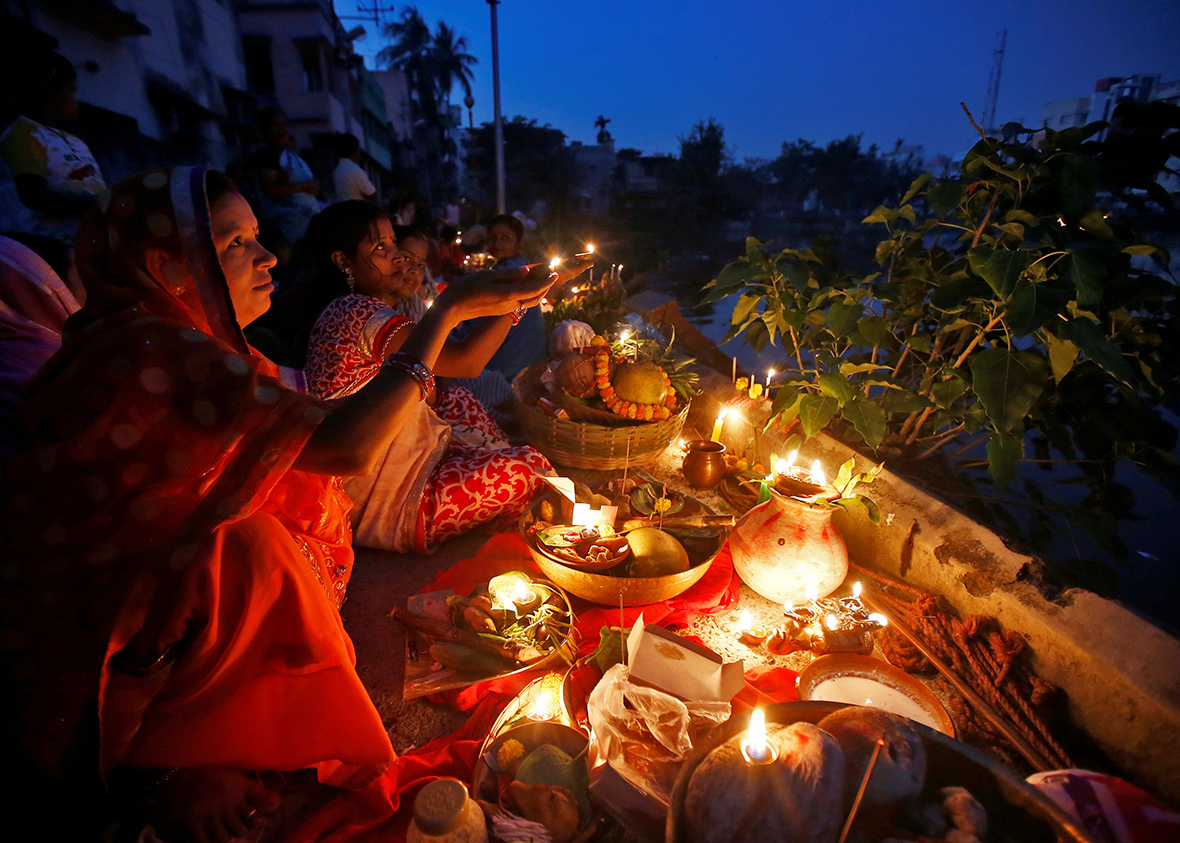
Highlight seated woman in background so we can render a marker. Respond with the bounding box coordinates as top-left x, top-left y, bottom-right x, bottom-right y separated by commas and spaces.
0, 168, 554, 841
303, 201, 554, 554
389, 224, 440, 322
